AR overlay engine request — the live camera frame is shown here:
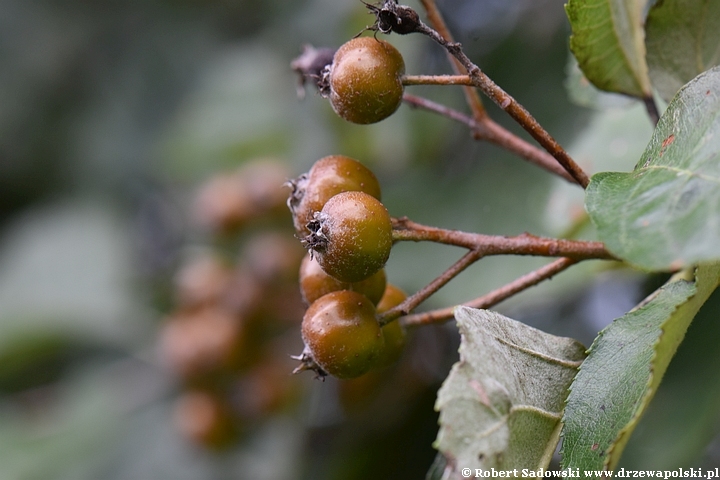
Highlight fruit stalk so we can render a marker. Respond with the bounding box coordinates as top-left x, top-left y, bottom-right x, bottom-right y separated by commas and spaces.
396, 257, 577, 326
391, 217, 615, 261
